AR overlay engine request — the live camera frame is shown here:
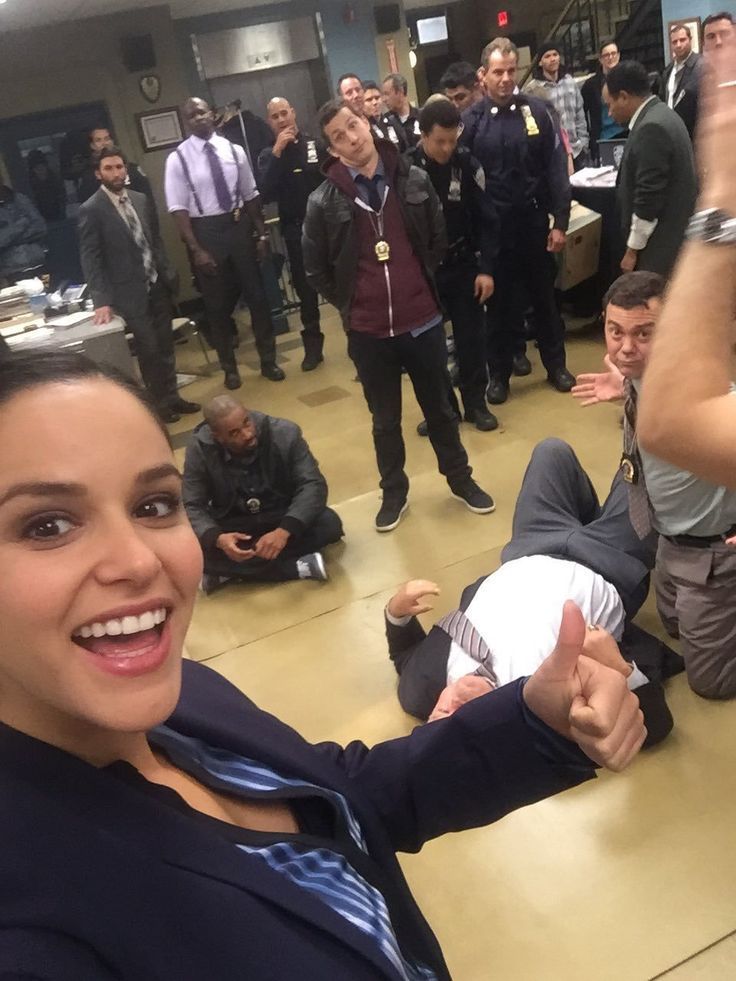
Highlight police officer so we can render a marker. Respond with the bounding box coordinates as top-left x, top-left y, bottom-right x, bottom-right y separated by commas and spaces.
362, 80, 408, 152
382, 73, 422, 148
409, 97, 498, 432
462, 37, 576, 404
258, 98, 326, 371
